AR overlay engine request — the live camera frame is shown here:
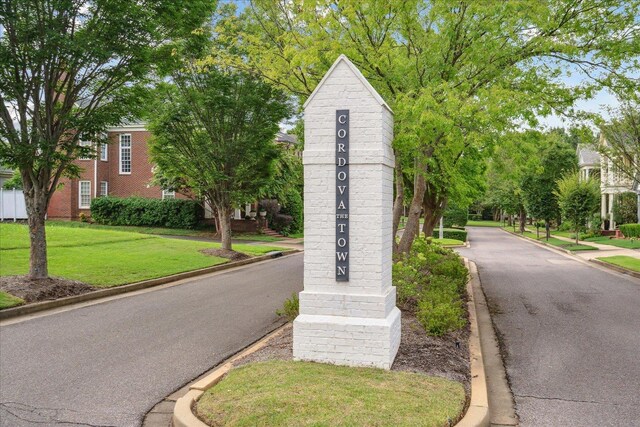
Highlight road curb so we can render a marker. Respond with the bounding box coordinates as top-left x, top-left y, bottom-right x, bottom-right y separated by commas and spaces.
455, 259, 490, 427
589, 258, 640, 279
172, 260, 495, 427
0, 250, 300, 320
502, 228, 640, 280
172, 324, 290, 427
